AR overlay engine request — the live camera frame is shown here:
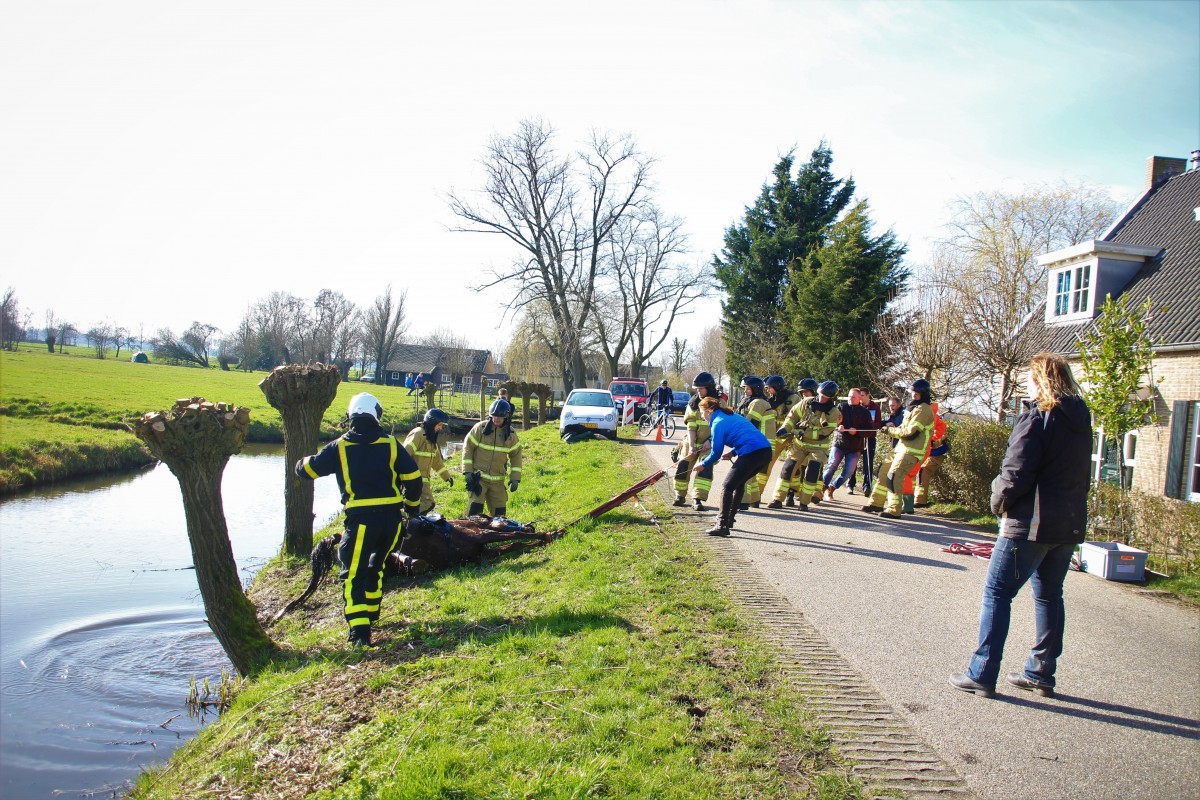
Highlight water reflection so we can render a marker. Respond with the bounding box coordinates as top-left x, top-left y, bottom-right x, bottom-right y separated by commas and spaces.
0, 445, 341, 799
